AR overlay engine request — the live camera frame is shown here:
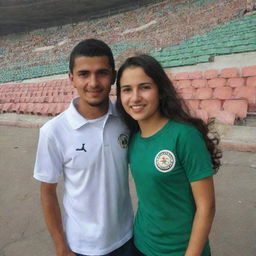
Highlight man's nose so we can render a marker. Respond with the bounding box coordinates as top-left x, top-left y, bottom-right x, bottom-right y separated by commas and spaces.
88, 74, 97, 87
